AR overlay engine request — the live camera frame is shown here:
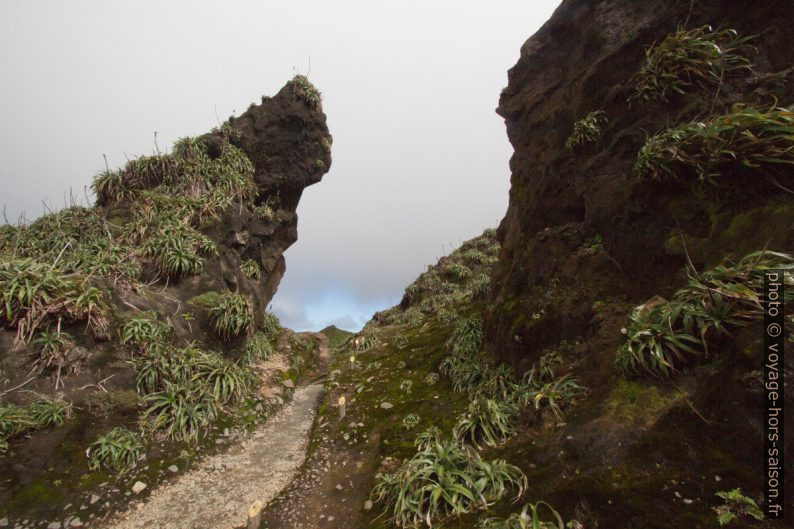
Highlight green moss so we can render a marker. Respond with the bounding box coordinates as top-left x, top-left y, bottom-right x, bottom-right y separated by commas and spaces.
603, 379, 678, 424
